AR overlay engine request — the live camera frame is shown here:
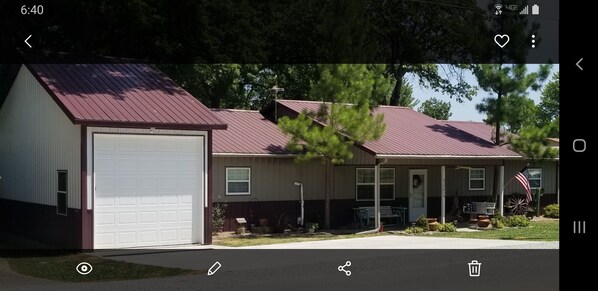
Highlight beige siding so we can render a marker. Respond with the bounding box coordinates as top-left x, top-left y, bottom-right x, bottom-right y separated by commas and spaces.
445, 166, 496, 197
344, 146, 376, 165
504, 160, 559, 195
0, 66, 81, 208
213, 157, 326, 202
